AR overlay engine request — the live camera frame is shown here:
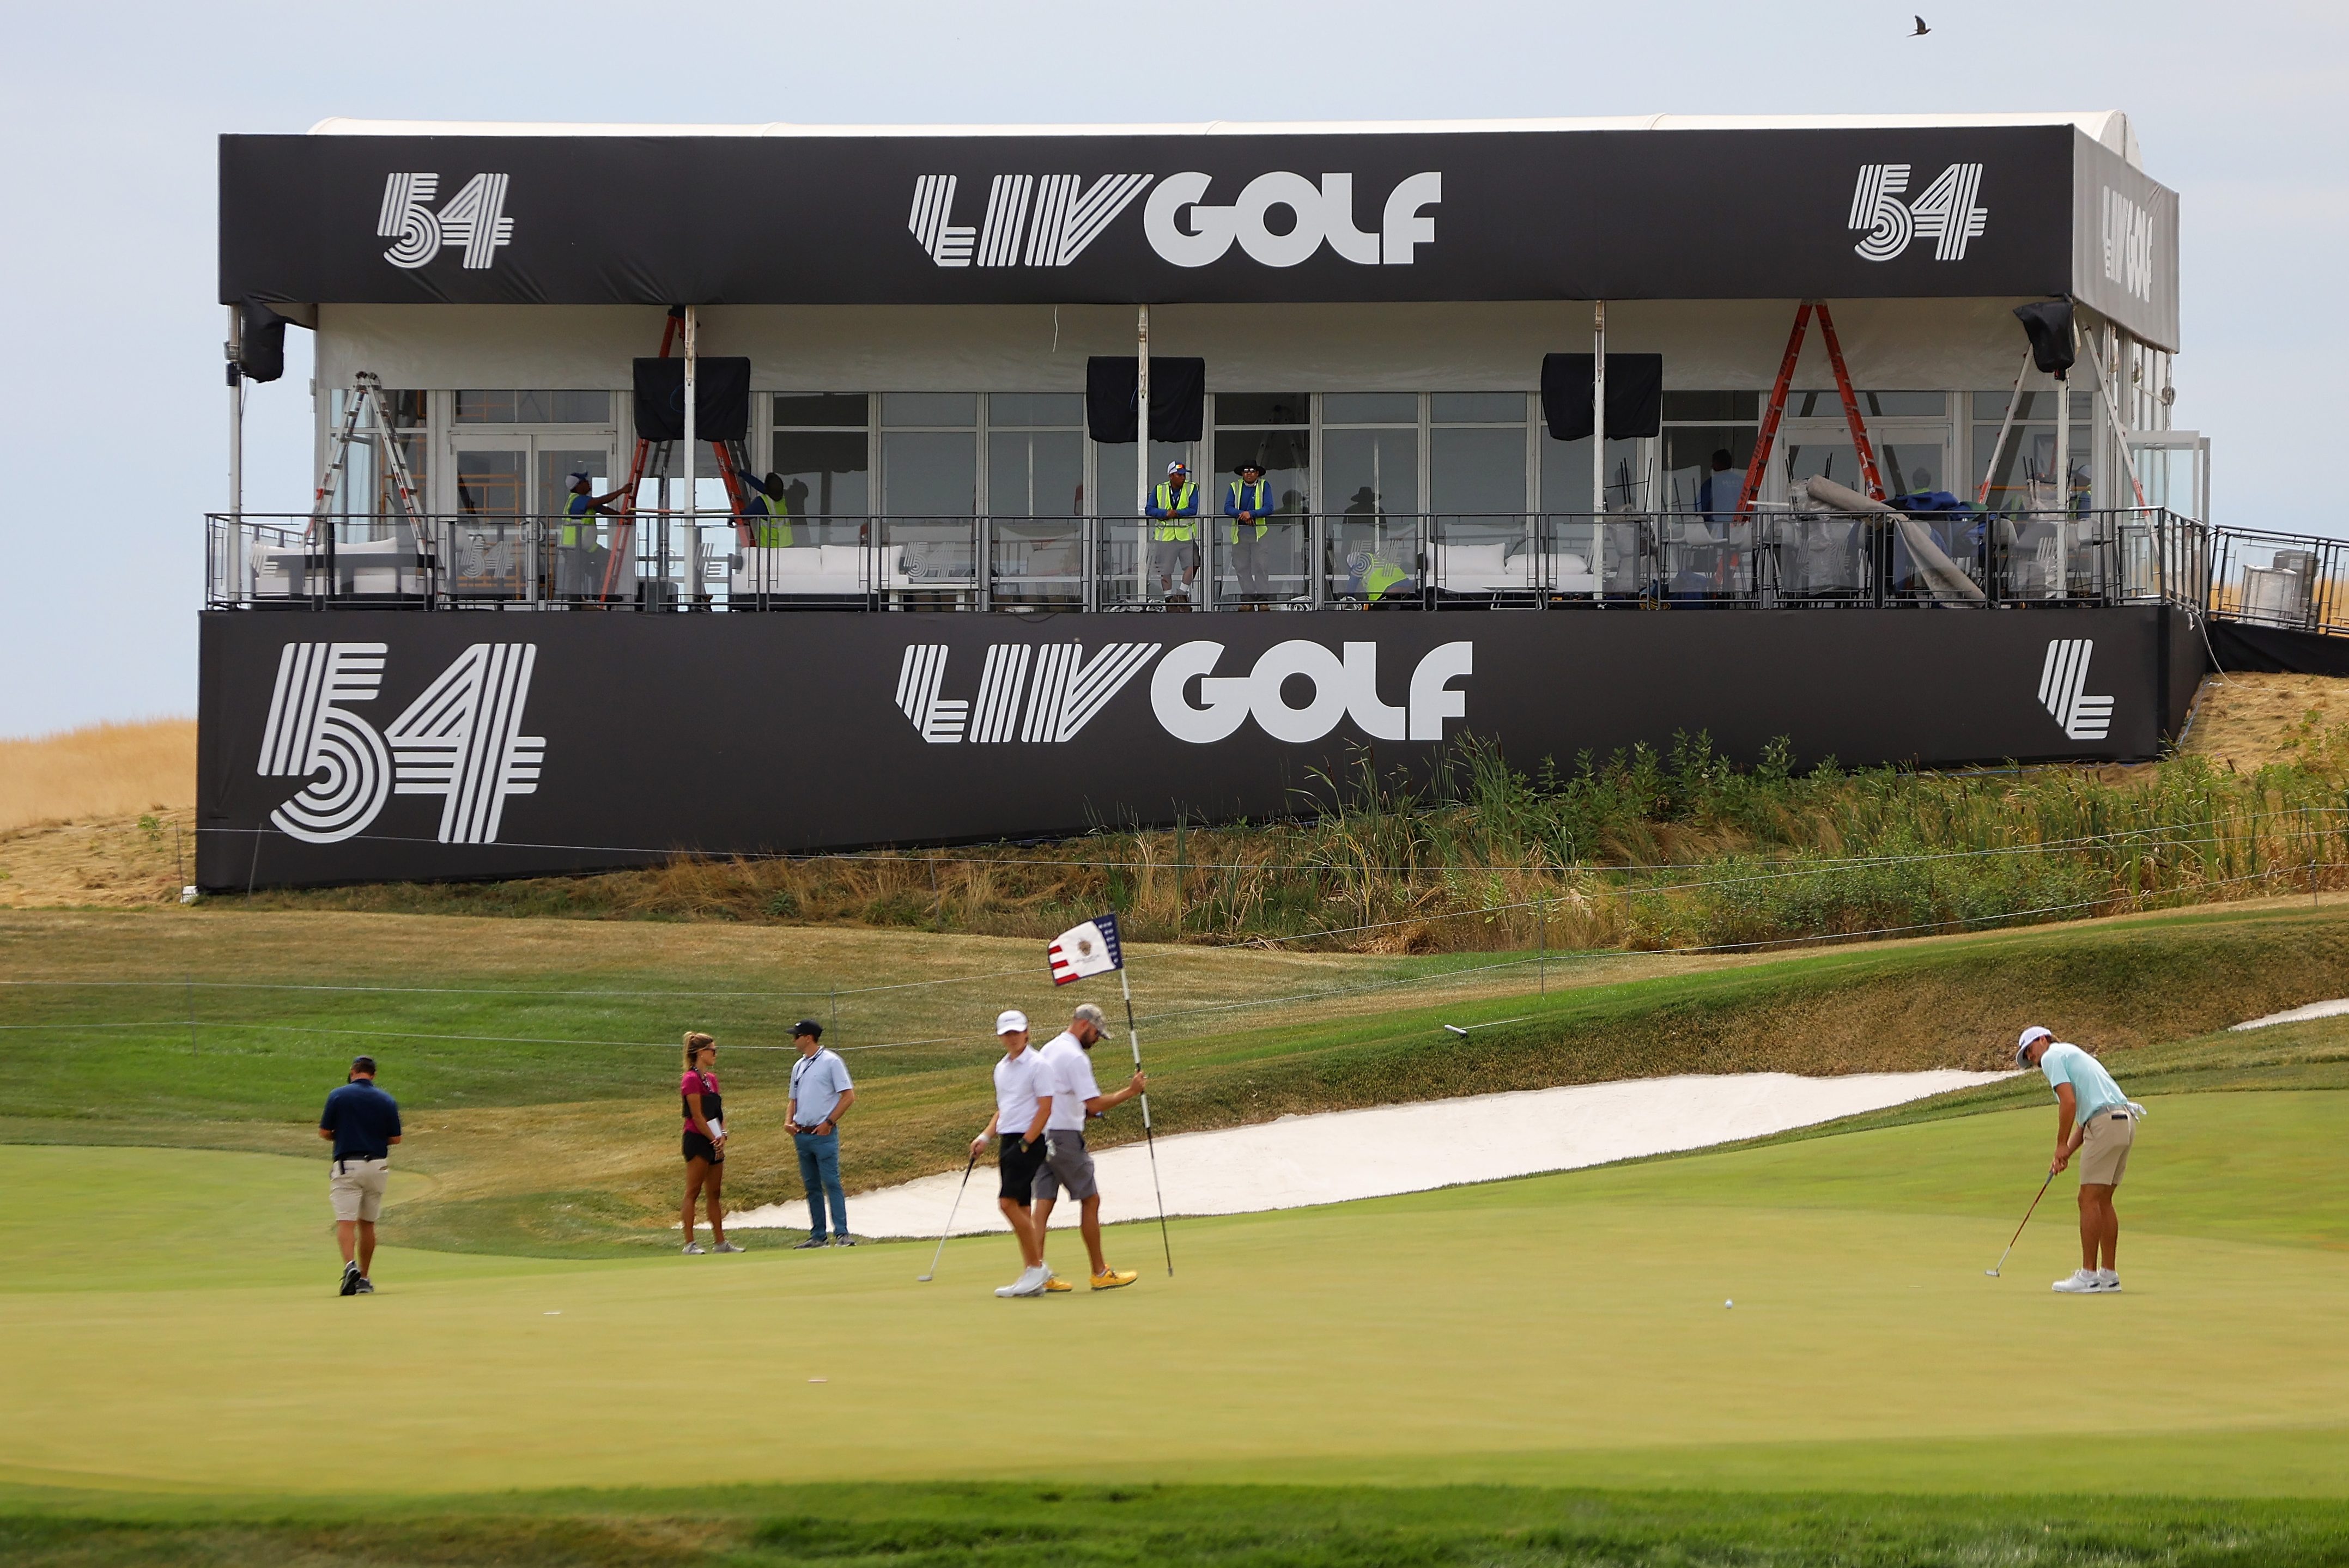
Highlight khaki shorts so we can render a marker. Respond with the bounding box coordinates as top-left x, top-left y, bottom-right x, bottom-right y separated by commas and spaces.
330, 1158, 389, 1222
2079, 1109, 2135, 1188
